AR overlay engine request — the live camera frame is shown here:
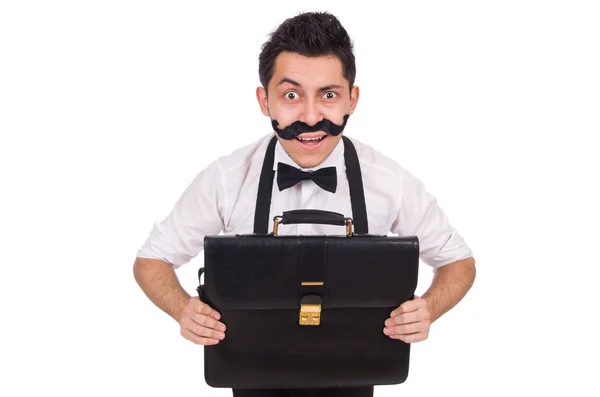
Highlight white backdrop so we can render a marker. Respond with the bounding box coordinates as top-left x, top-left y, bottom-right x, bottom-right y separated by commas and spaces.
1, 1, 599, 396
